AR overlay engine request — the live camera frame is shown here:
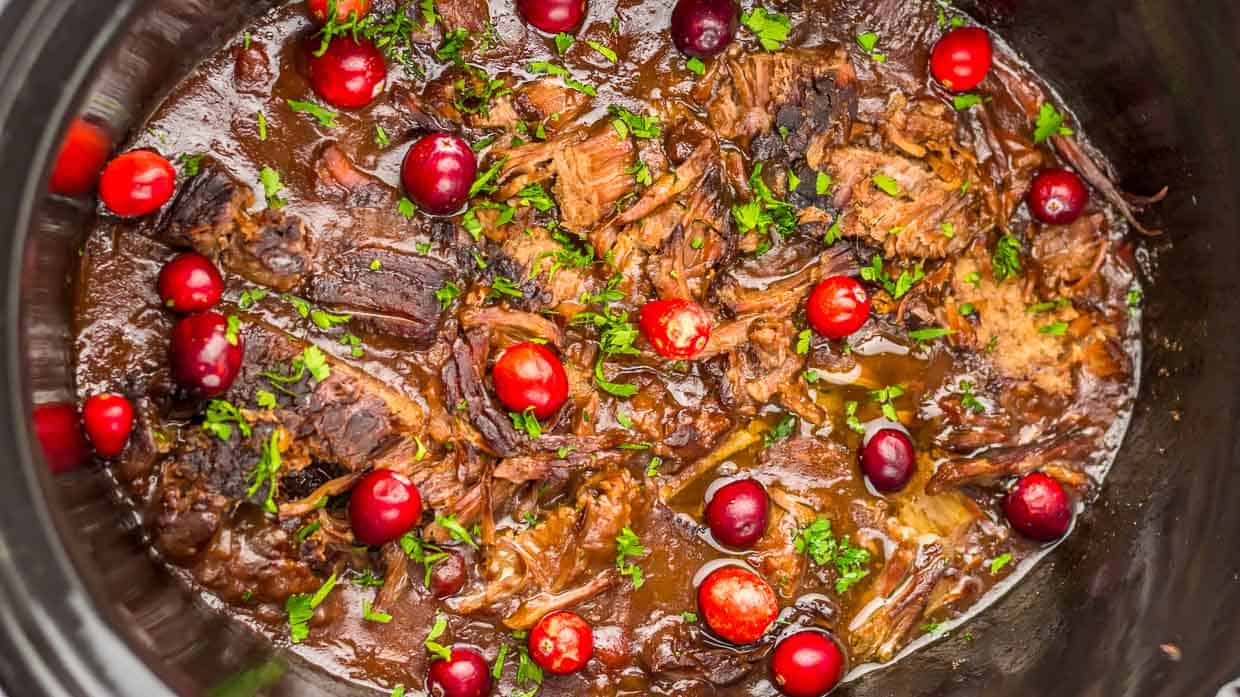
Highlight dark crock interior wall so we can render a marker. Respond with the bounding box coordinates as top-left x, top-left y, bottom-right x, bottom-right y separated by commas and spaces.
0, 1, 1236, 695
